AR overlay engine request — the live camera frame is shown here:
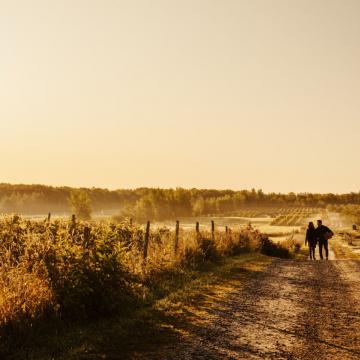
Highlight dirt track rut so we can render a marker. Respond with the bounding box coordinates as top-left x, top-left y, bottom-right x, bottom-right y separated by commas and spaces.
154, 259, 360, 359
